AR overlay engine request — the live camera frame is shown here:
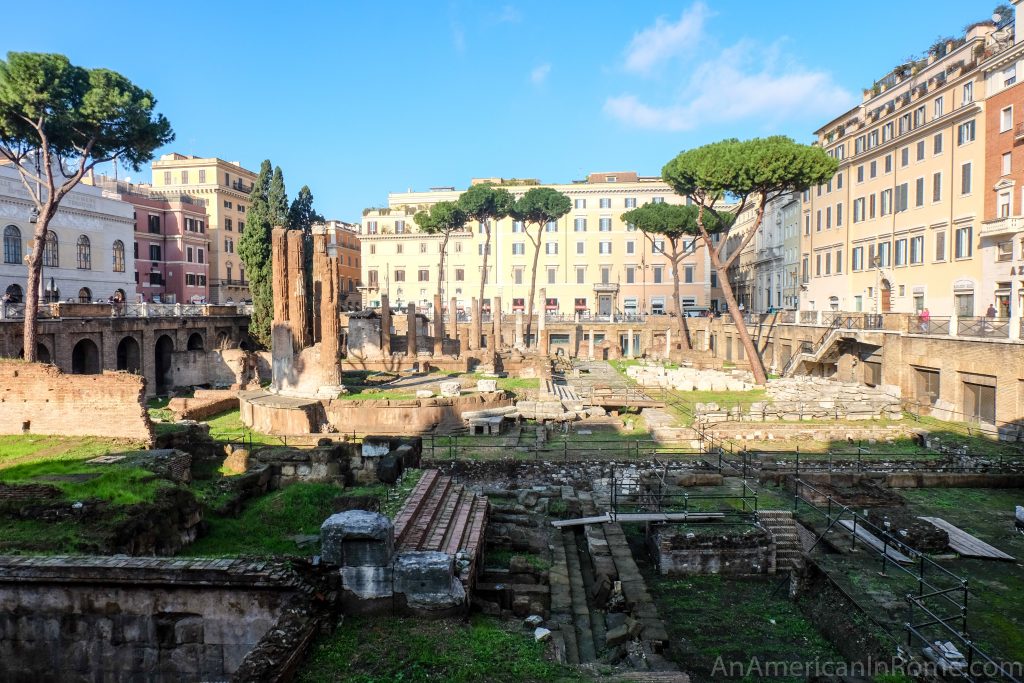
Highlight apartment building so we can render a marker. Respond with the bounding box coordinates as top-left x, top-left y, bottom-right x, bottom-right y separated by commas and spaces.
90, 176, 211, 304
724, 191, 801, 312
318, 220, 363, 310
980, 16, 1024, 318
151, 154, 257, 304
0, 165, 135, 308
803, 22, 1004, 317
359, 172, 721, 317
